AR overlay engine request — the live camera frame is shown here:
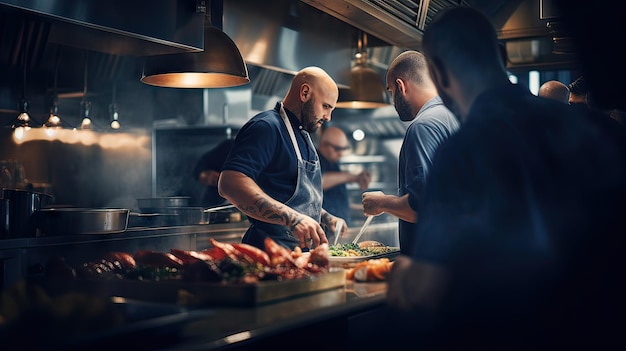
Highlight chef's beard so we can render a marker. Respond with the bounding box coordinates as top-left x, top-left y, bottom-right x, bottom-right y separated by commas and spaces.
301, 99, 323, 133
394, 91, 415, 122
